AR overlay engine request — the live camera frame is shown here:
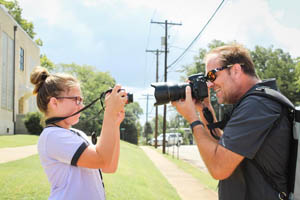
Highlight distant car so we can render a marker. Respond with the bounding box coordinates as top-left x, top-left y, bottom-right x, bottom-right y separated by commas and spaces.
151, 133, 183, 146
